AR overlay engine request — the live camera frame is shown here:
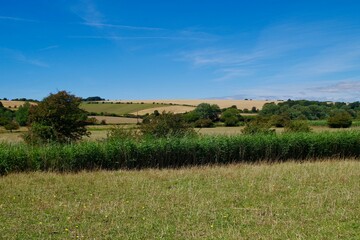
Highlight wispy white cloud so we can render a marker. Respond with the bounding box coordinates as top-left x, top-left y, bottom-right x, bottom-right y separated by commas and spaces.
72, 0, 104, 26
0, 48, 49, 67
309, 80, 360, 93
37, 45, 59, 52
179, 21, 360, 101
71, 0, 216, 44
0, 16, 37, 22
72, 0, 162, 32
81, 22, 163, 31
68, 35, 213, 42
